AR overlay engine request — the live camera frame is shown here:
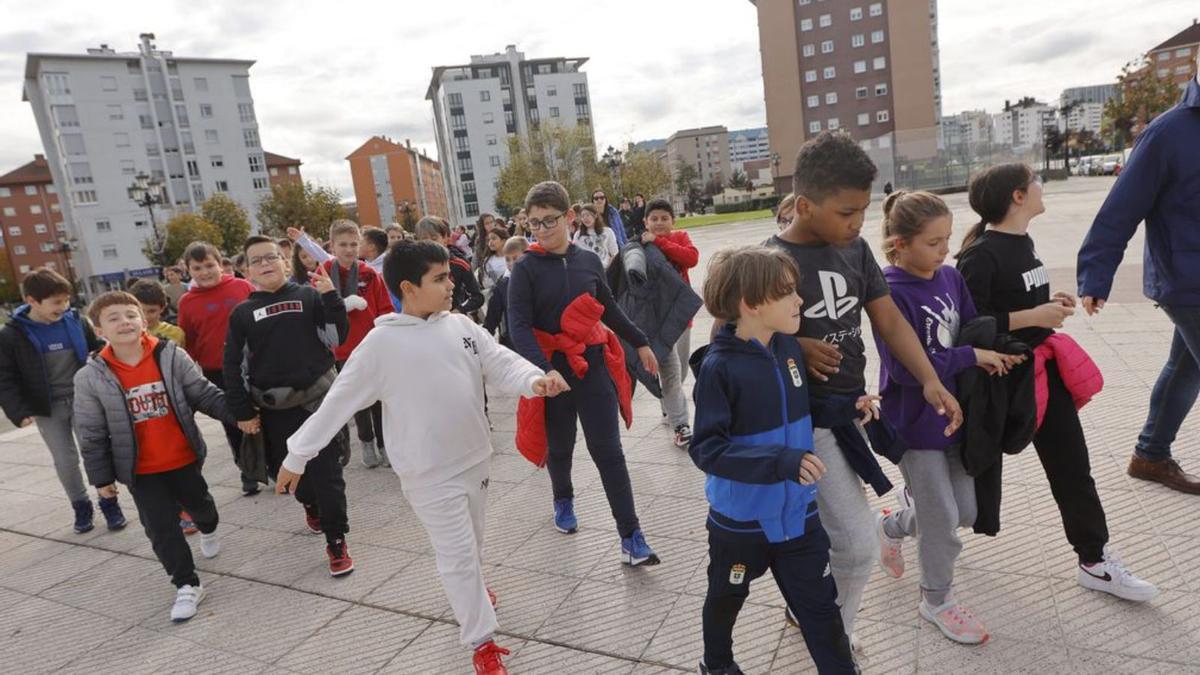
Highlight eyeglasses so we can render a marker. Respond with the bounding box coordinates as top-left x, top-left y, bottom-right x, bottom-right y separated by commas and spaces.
248, 252, 283, 267
592, 195, 606, 202
526, 213, 564, 231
